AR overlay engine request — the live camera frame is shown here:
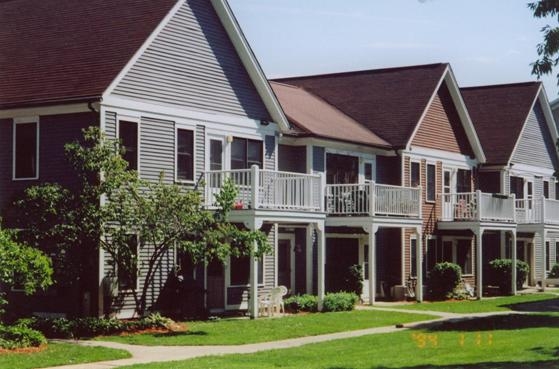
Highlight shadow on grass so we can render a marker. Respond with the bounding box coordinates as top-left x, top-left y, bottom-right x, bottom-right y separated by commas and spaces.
327, 359, 559, 369
421, 314, 559, 332
152, 330, 208, 338
501, 296, 559, 313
